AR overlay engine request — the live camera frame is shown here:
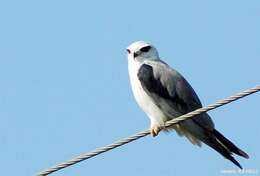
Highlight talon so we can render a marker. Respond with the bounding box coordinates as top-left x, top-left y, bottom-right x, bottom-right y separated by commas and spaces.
150, 125, 161, 137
